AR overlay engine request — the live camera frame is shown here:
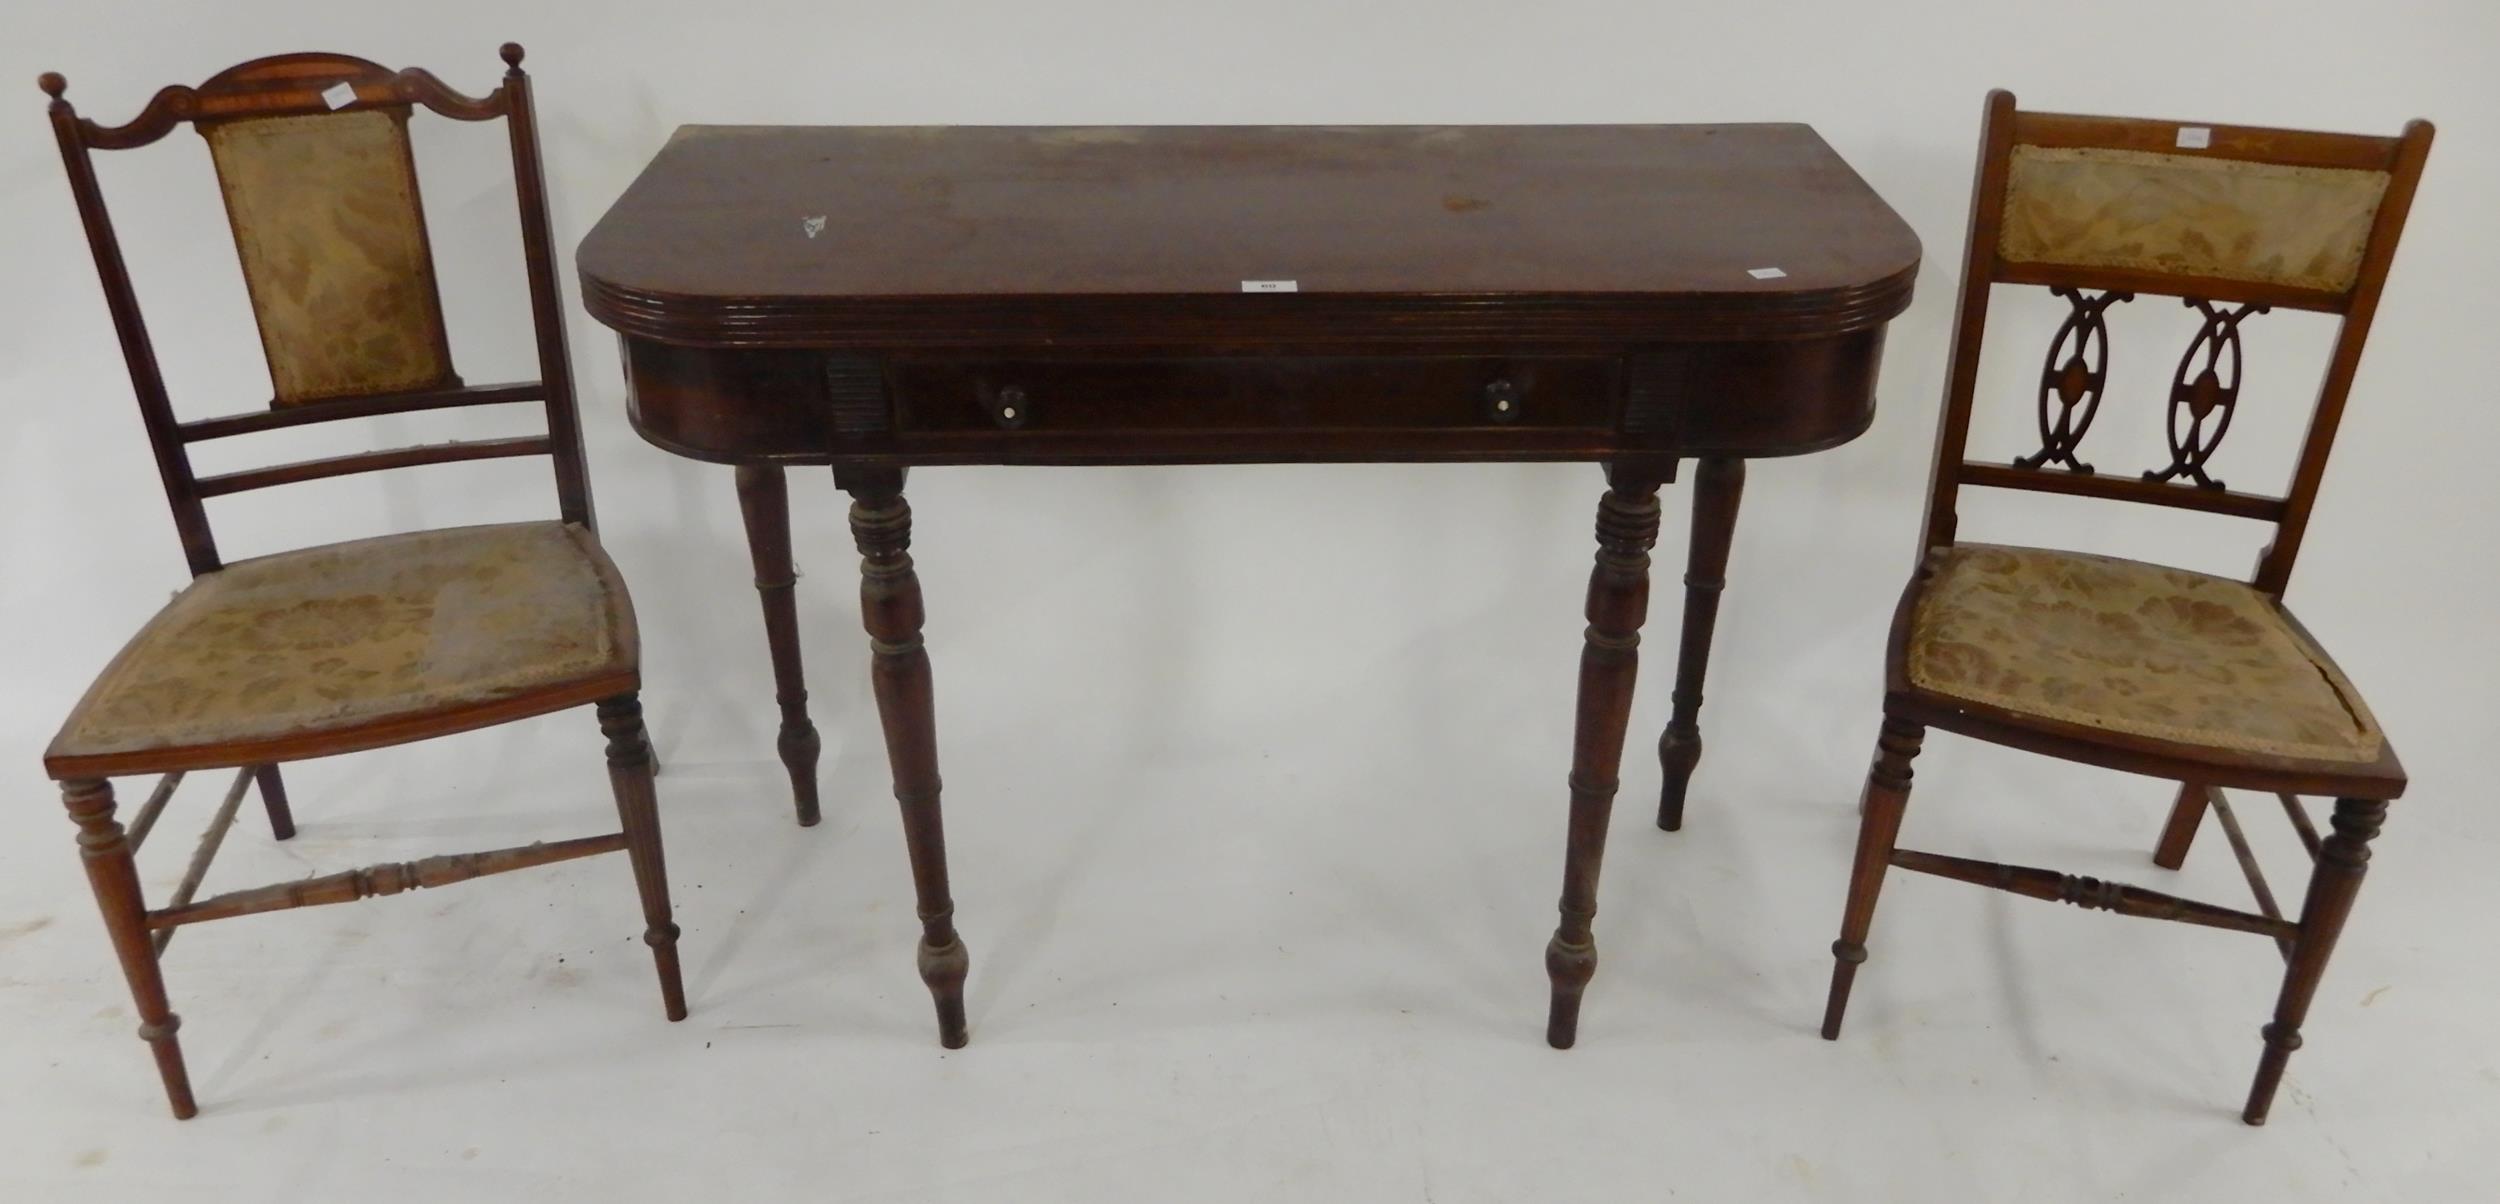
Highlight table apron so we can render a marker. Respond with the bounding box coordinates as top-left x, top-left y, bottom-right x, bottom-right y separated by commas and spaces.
616, 329, 1887, 466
